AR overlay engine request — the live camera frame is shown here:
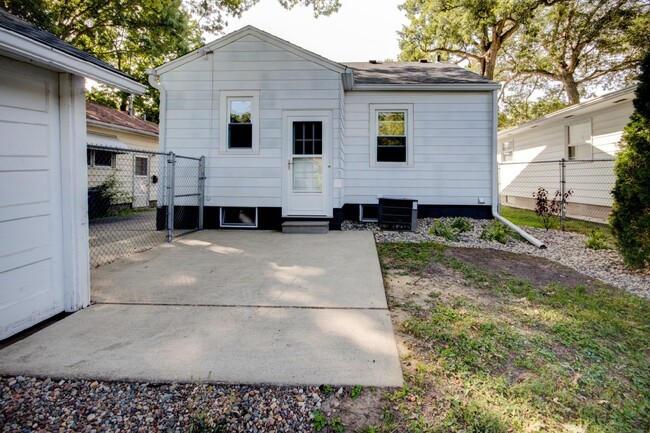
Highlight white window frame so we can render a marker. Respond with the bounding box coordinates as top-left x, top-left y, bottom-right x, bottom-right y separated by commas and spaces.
501, 140, 514, 162
219, 90, 260, 154
566, 120, 593, 161
87, 149, 116, 169
220, 207, 258, 228
369, 104, 414, 167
